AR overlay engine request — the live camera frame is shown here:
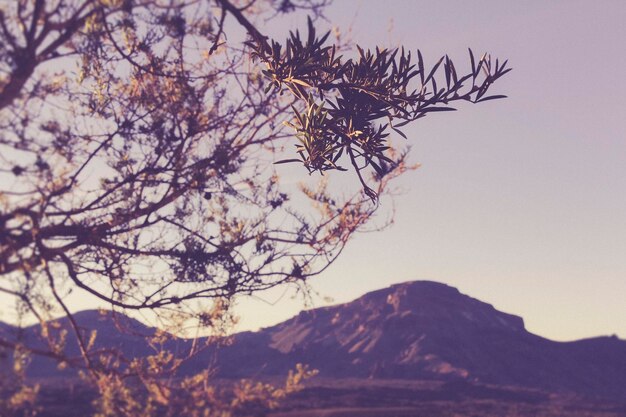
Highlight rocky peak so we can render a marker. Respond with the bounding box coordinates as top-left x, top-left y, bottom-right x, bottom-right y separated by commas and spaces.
329, 281, 526, 333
